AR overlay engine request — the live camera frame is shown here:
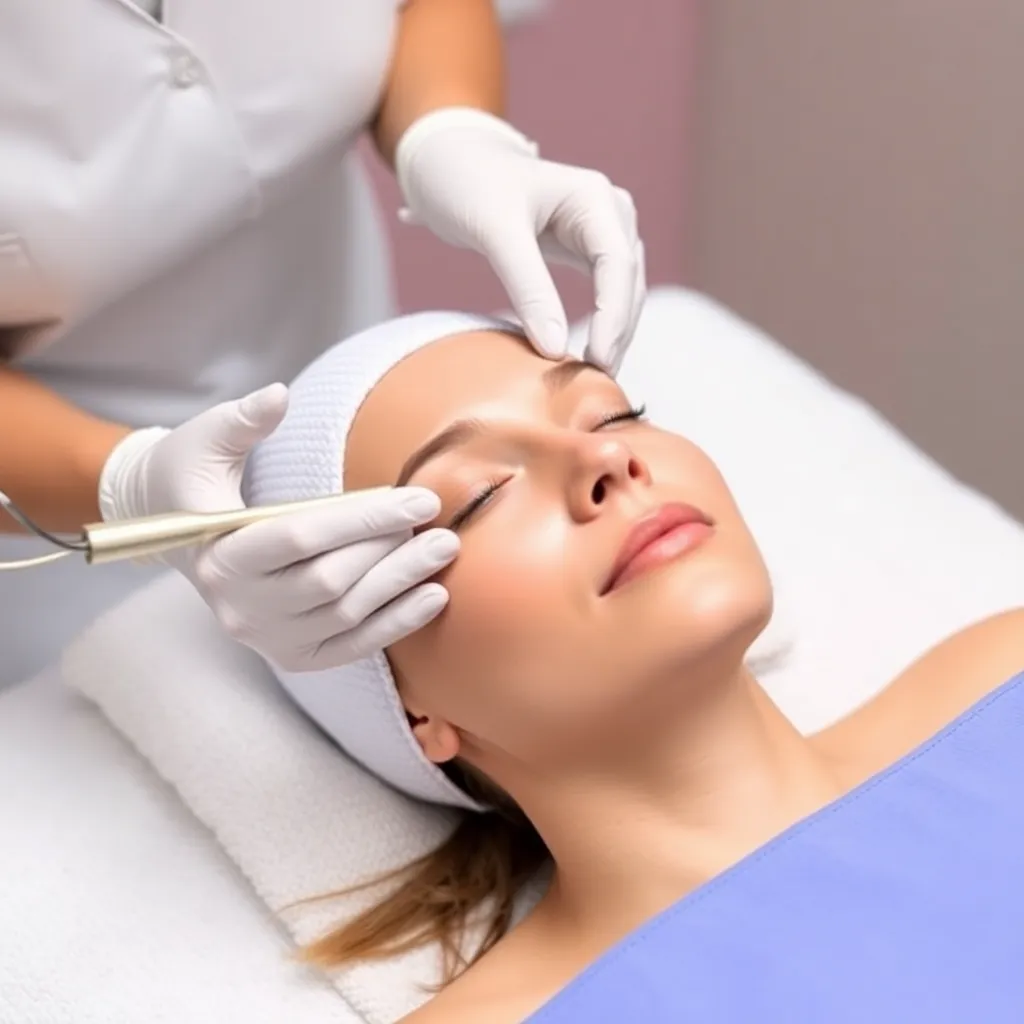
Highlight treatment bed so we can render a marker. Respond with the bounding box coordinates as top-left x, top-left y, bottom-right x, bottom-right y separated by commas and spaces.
2, 287, 1023, 1023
